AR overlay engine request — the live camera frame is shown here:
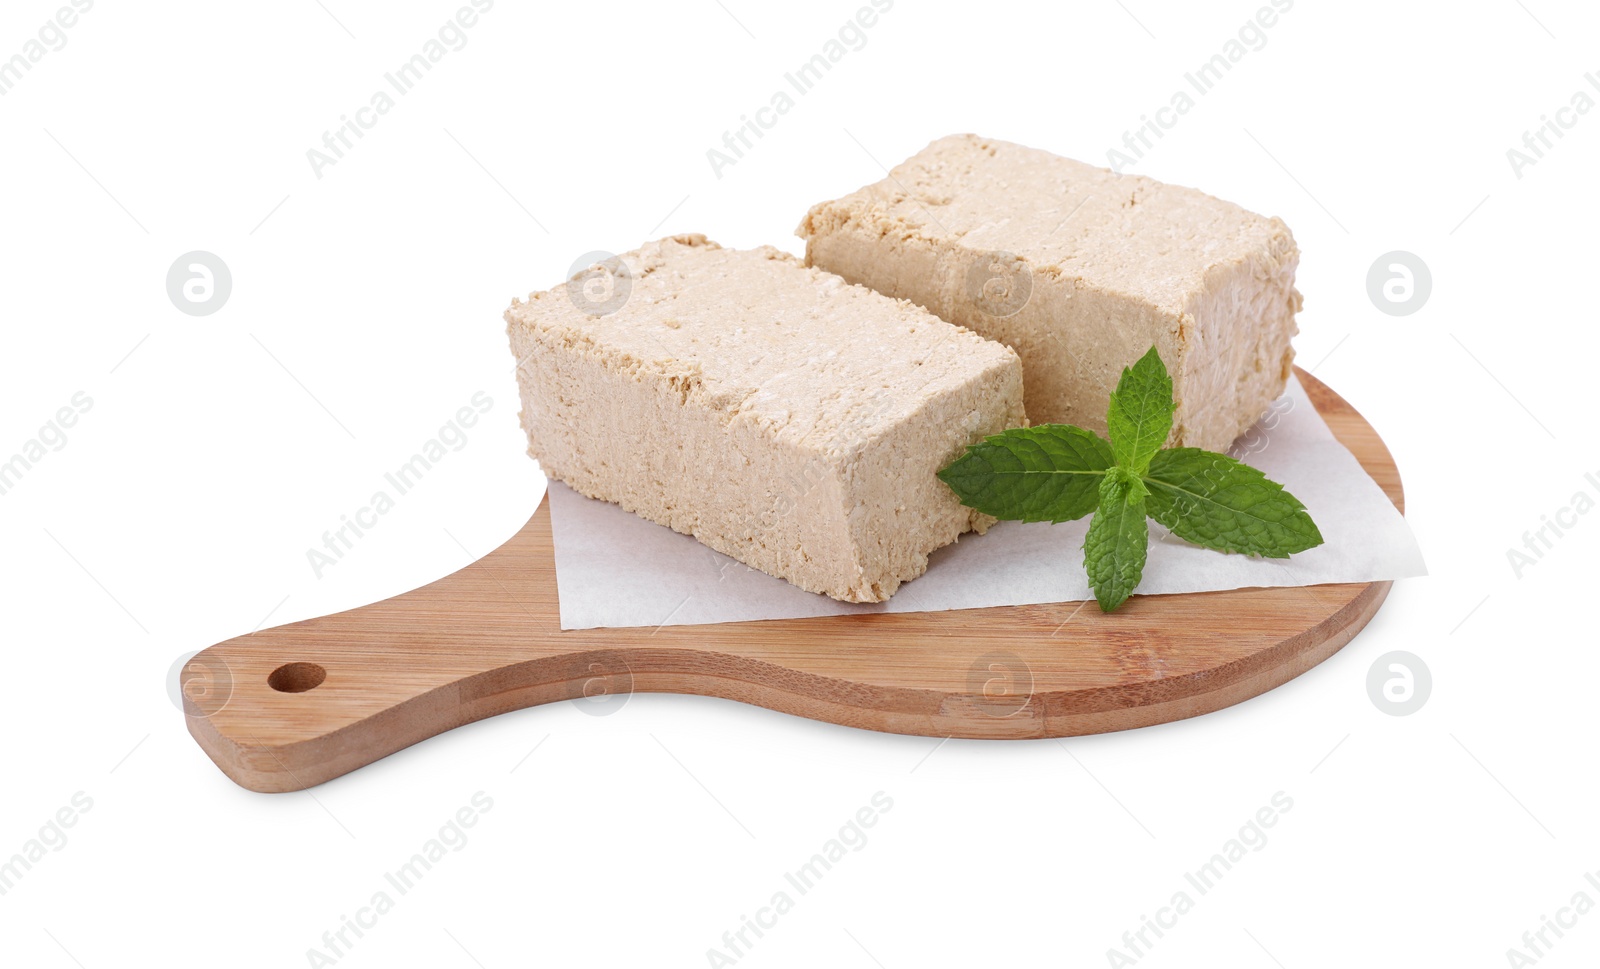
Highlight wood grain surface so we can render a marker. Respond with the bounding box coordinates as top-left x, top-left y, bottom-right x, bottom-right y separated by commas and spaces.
183, 368, 1404, 792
